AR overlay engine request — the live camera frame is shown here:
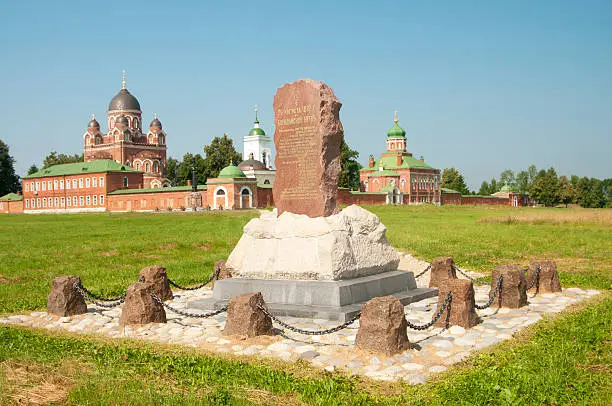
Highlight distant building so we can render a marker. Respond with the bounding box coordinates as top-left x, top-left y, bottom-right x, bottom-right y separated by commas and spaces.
440, 183, 534, 207
0, 193, 23, 214
359, 113, 441, 205
83, 71, 169, 188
